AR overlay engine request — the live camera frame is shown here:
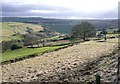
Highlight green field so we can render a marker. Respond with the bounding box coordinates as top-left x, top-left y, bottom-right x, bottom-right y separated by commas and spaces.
2, 45, 67, 62
106, 33, 118, 37
1, 22, 44, 42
